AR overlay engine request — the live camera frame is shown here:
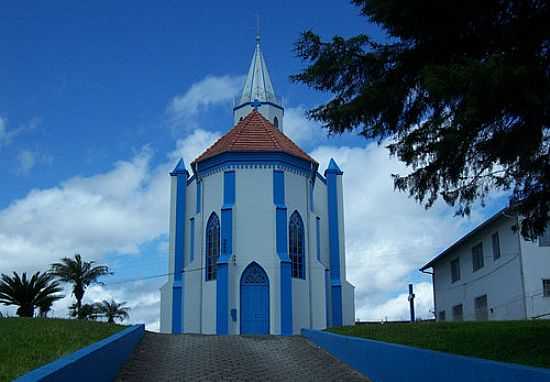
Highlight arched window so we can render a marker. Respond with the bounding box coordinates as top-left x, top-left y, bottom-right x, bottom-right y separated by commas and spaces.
205, 212, 220, 281
289, 211, 305, 279
273, 116, 279, 129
